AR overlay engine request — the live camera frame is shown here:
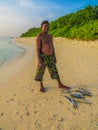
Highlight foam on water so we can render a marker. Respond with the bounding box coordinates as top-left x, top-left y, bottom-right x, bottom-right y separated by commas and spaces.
0, 37, 26, 66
